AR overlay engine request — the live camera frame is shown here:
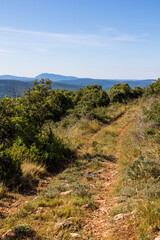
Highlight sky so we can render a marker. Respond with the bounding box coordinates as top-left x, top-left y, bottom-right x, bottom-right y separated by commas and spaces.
0, 0, 160, 79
